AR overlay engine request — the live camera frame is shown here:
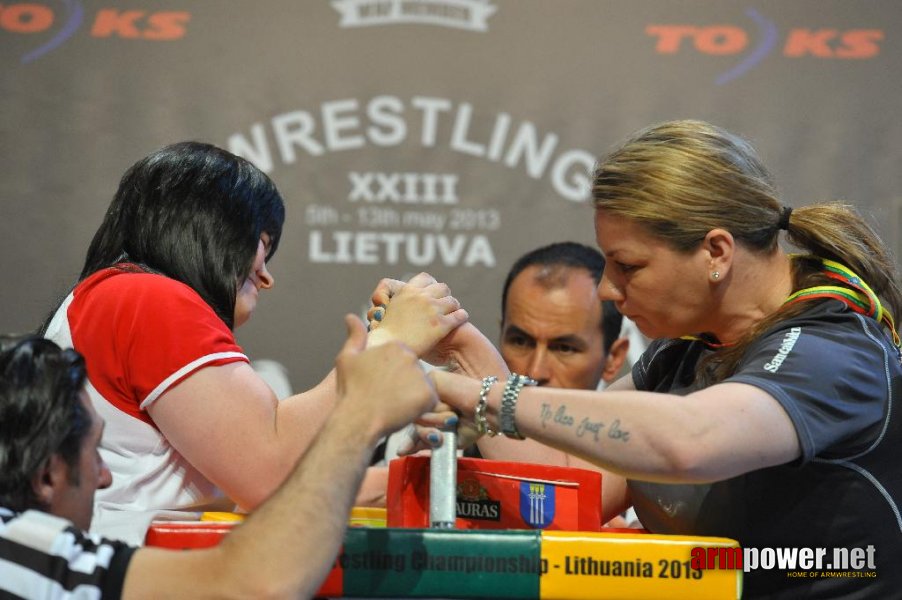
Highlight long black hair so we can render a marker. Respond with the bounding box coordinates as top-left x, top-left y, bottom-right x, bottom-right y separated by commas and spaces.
78, 141, 285, 330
